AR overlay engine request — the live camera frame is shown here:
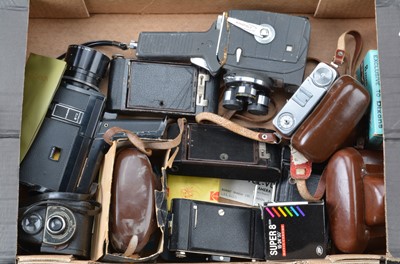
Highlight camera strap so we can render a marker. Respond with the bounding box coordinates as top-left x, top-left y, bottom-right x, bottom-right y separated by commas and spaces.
331, 30, 363, 76
195, 112, 280, 144
103, 118, 186, 156
291, 30, 363, 202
